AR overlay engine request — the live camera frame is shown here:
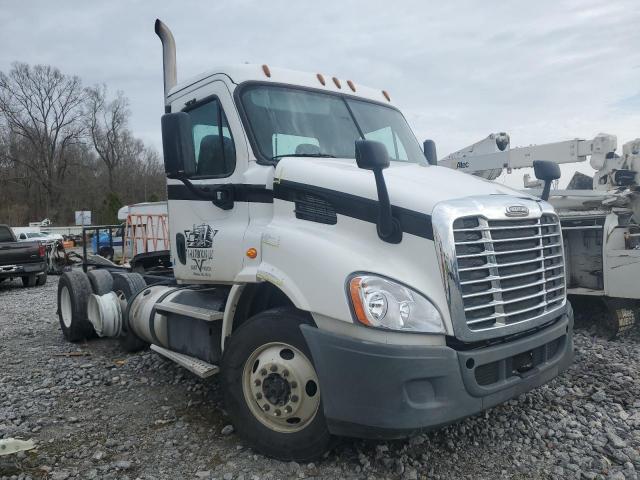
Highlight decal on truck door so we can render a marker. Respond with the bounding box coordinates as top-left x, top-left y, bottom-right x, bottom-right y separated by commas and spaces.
184, 224, 218, 275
